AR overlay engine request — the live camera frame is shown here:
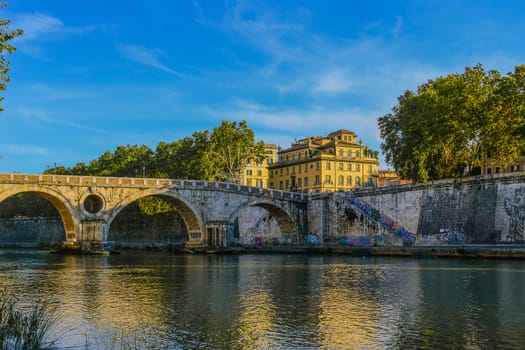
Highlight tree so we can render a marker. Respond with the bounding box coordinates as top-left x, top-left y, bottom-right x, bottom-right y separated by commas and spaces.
207, 120, 266, 183
0, 1, 23, 112
378, 64, 525, 182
